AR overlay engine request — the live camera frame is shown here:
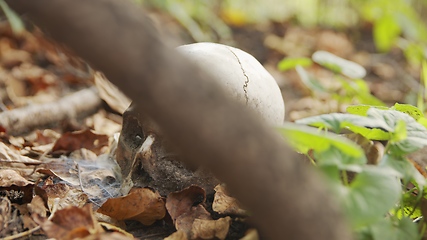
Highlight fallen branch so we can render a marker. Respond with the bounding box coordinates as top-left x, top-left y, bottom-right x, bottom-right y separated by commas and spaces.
0, 87, 101, 135
7, 1, 352, 239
